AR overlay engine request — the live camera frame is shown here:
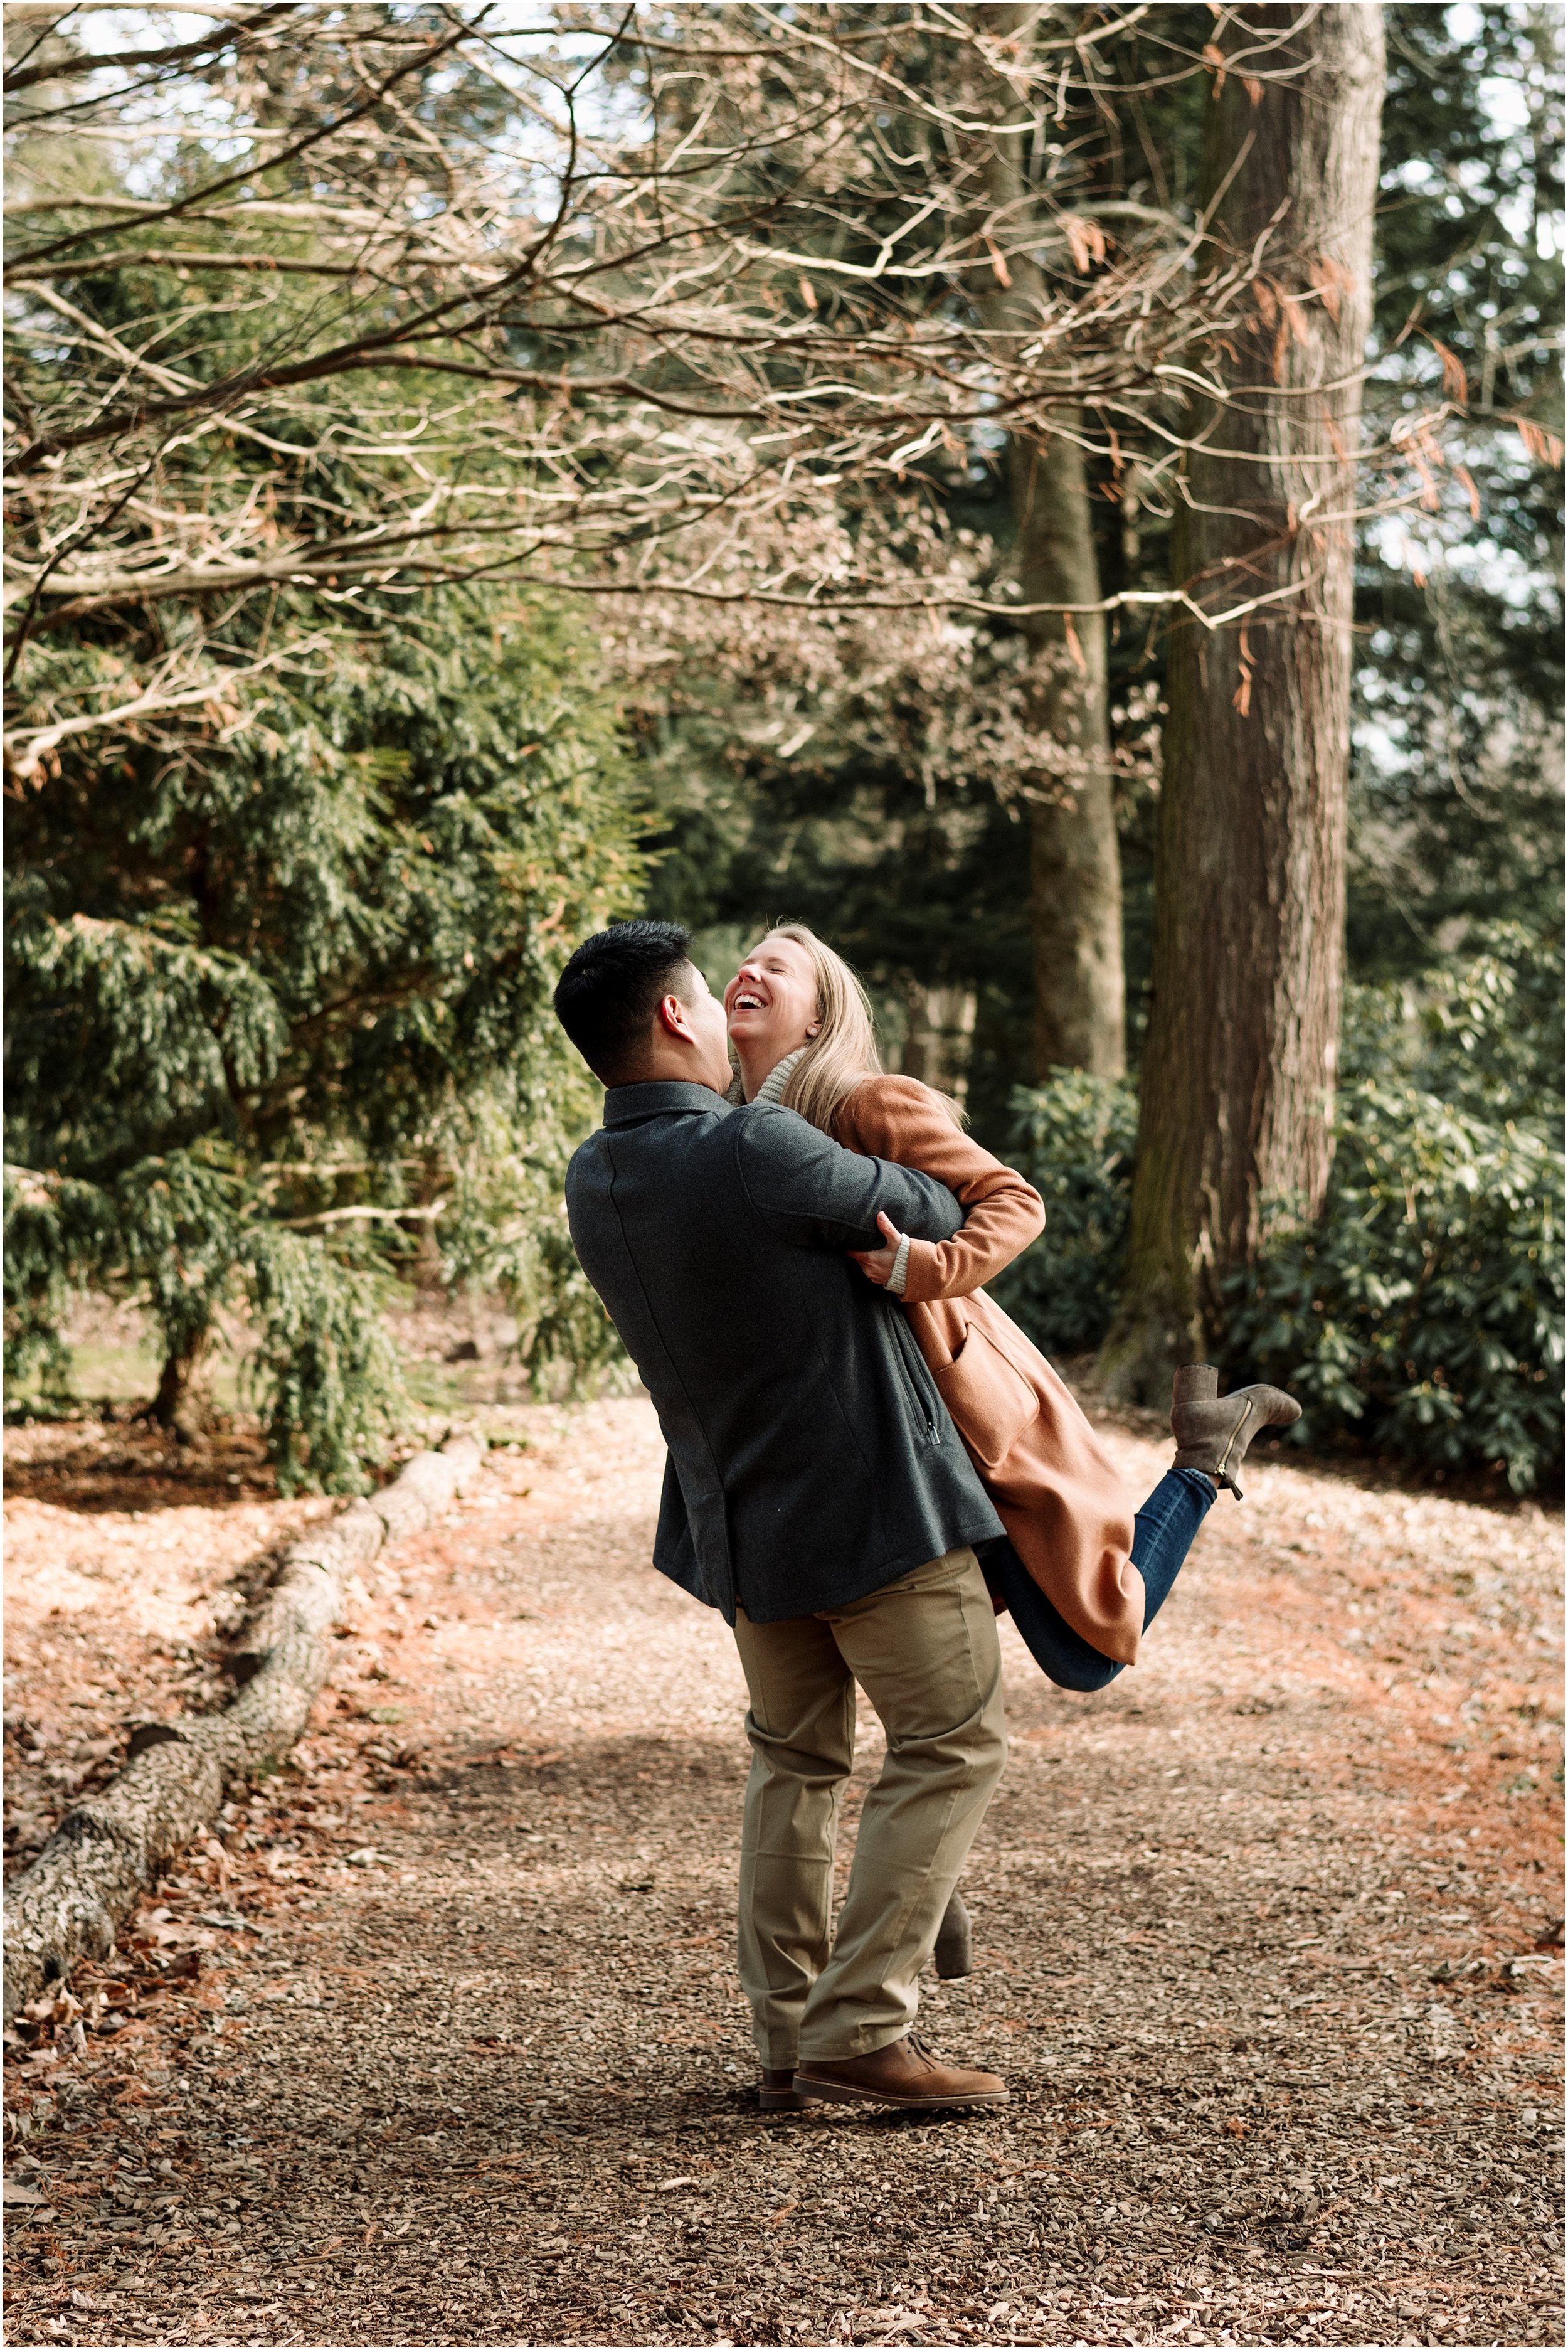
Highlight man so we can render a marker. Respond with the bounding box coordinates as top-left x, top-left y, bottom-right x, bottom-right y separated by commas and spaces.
554, 920, 1010, 2110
